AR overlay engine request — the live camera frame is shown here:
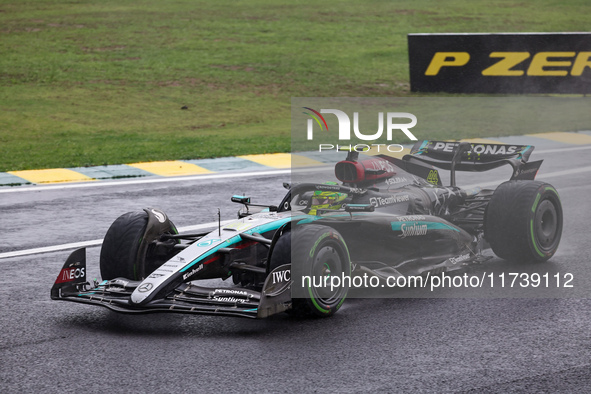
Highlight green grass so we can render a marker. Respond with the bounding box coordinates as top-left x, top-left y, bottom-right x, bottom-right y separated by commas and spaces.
1, 0, 590, 171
